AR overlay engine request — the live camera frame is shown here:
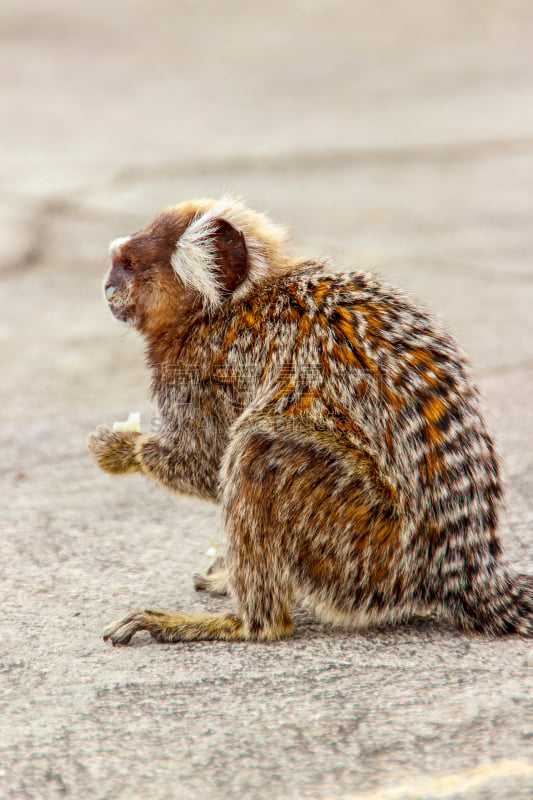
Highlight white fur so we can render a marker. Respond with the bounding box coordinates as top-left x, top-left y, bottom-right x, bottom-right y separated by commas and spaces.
171, 217, 223, 307
108, 236, 131, 256
171, 196, 288, 308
